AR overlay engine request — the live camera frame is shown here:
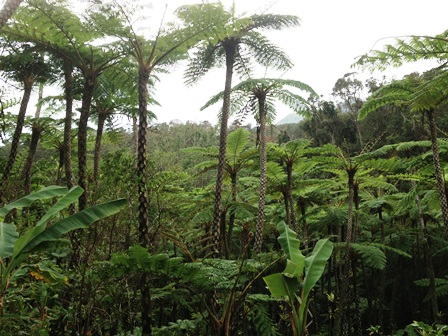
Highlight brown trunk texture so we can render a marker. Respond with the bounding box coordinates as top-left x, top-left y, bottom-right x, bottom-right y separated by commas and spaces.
211, 42, 236, 257
0, 77, 33, 200
78, 75, 96, 209
426, 109, 448, 236
254, 97, 267, 253
137, 65, 151, 248
93, 109, 108, 181
64, 62, 75, 190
